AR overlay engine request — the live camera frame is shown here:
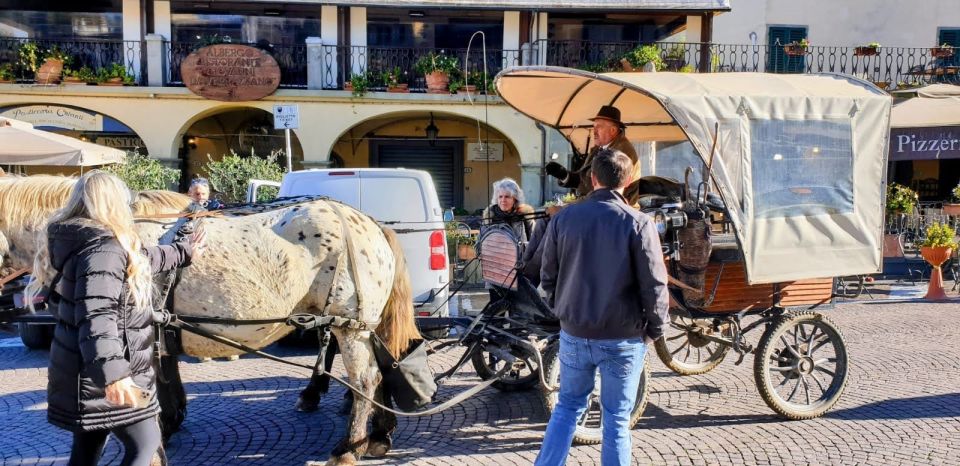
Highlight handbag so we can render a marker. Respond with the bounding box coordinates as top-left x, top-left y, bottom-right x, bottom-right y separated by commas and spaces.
371, 336, 437, 412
